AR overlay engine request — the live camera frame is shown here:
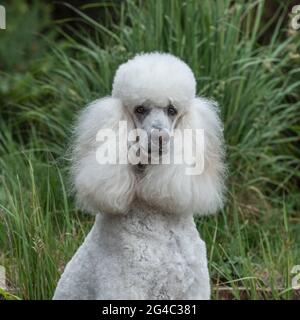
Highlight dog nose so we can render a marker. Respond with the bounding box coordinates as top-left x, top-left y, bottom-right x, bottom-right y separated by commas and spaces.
150, 128, 170, 145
